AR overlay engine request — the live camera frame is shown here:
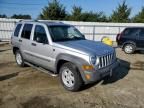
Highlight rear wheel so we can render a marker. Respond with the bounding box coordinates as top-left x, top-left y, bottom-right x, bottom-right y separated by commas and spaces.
15, 50, 25, 67
123, 44, 135, 54
59, 62, 83, 91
